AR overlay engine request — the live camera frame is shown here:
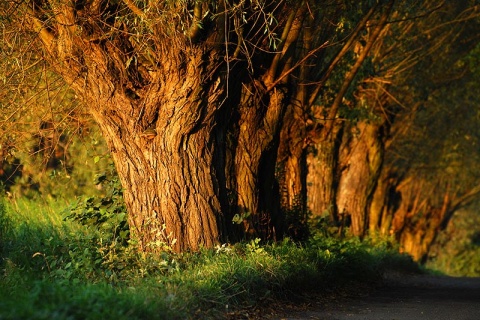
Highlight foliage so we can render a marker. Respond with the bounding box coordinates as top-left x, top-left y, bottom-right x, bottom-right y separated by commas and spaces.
64, 159, 128, 246
0, 197, 422, 319
4, 122, 111, 200
426, 205, 480, 277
